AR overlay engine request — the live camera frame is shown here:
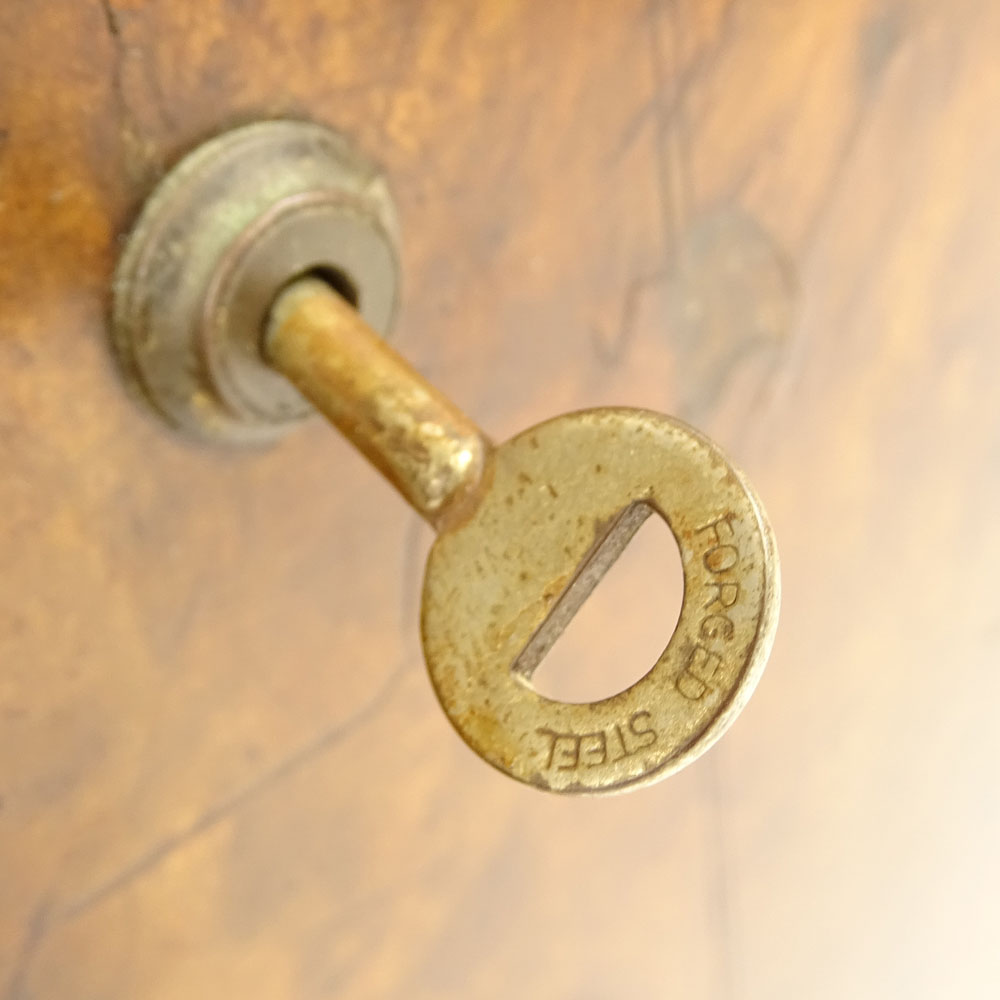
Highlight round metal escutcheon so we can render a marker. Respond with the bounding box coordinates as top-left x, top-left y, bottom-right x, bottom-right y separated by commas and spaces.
421, 408, 780, 795
111, 120, 400, 444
